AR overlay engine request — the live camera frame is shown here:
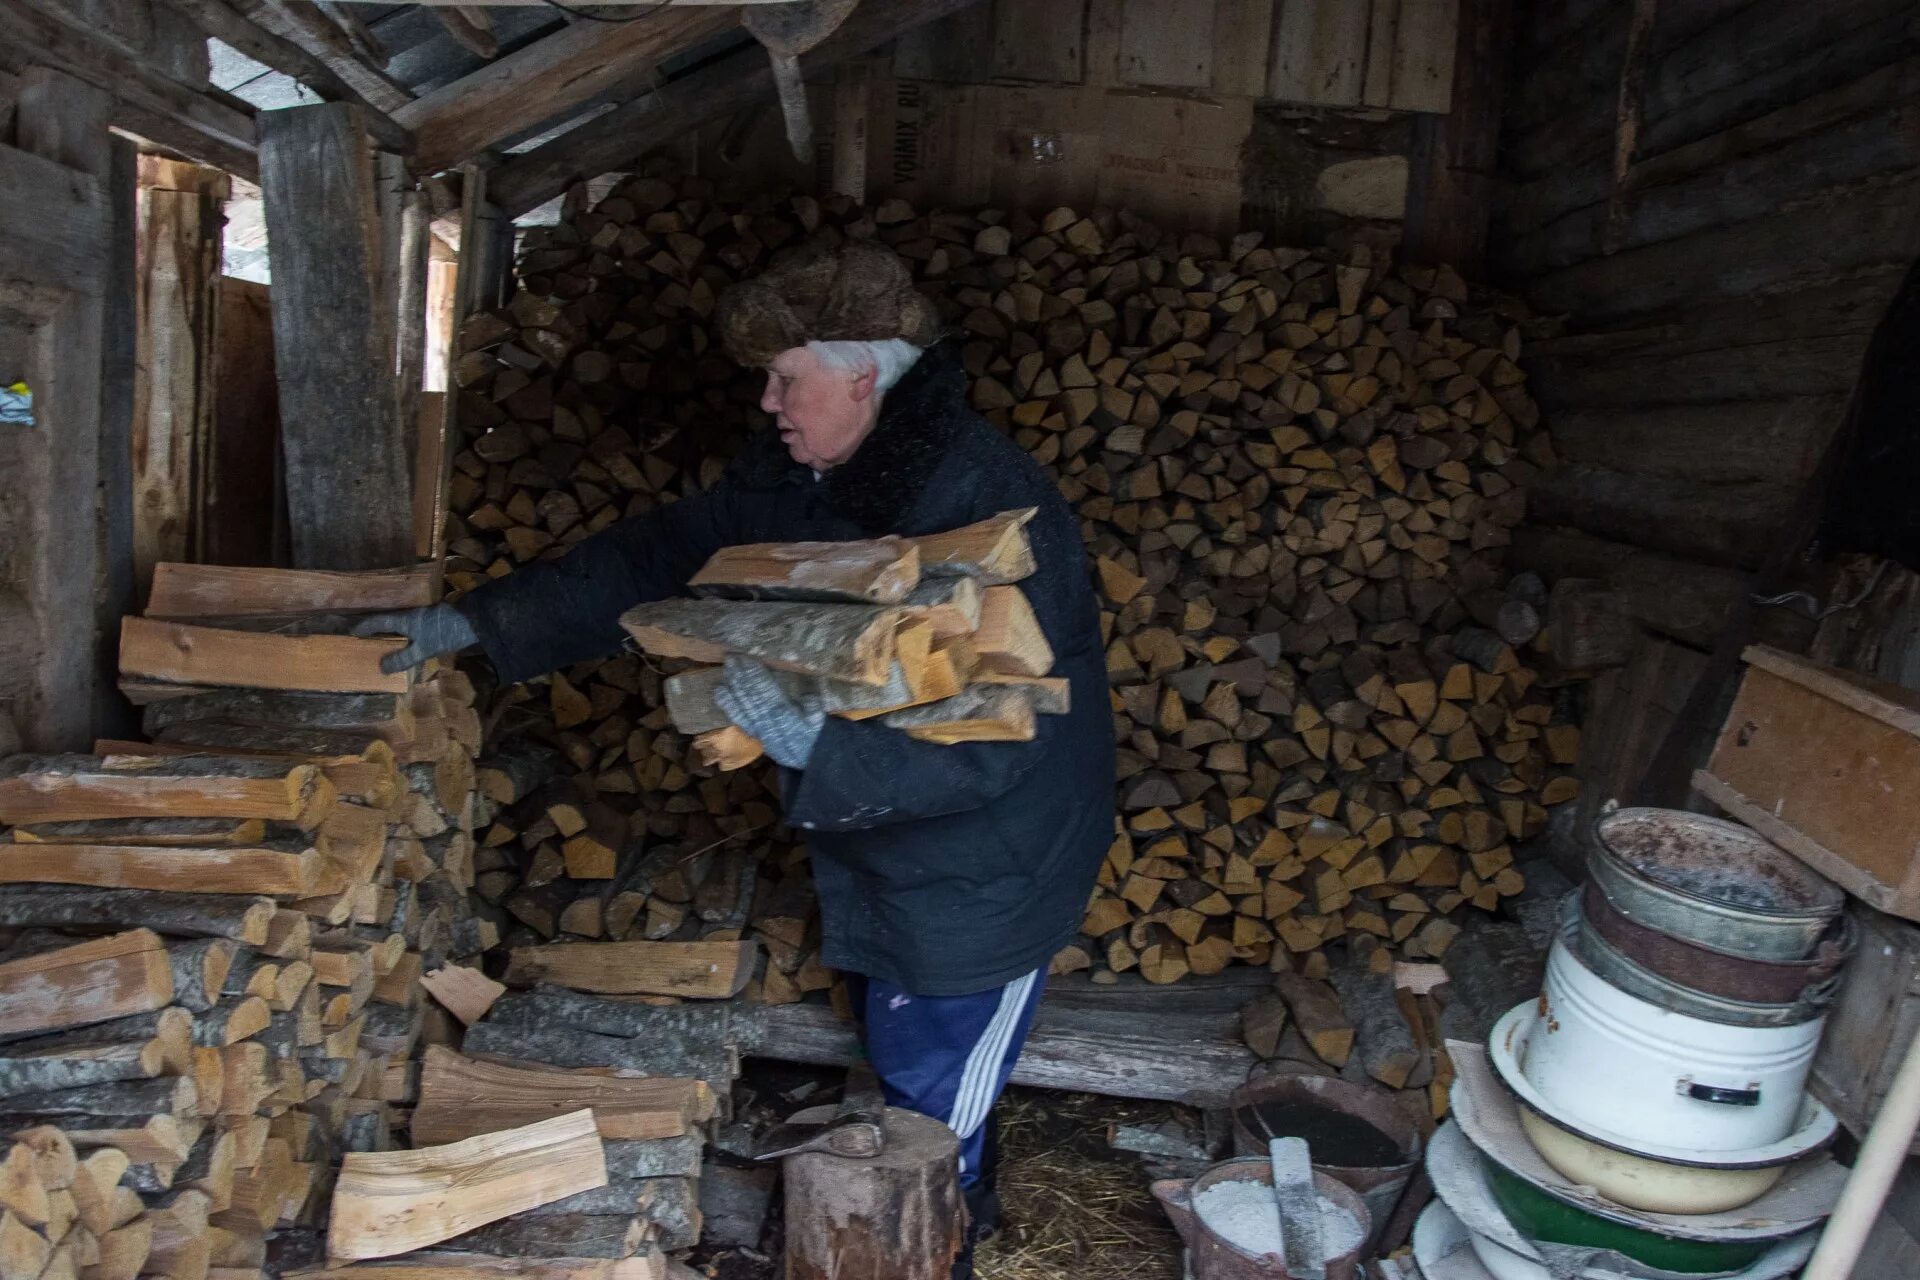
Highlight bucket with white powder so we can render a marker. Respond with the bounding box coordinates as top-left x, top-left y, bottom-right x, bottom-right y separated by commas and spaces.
1152, 1156, 1373, 1280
